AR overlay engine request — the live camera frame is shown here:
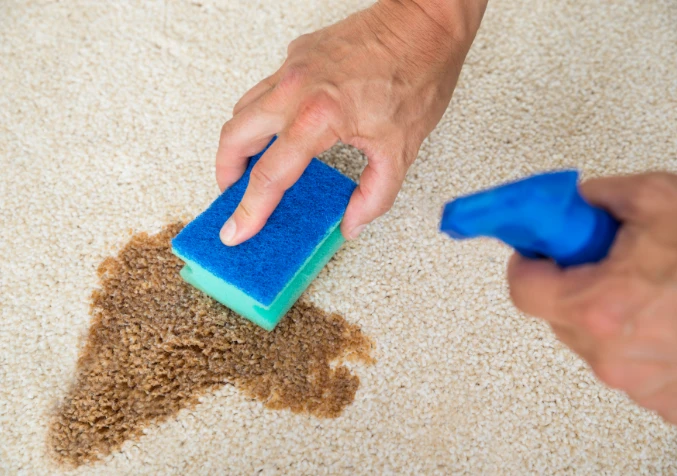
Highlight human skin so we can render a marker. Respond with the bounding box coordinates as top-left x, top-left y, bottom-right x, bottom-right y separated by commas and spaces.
216, 0, 677, 424
509, 173, 677, 425
215, 0, 488, 245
